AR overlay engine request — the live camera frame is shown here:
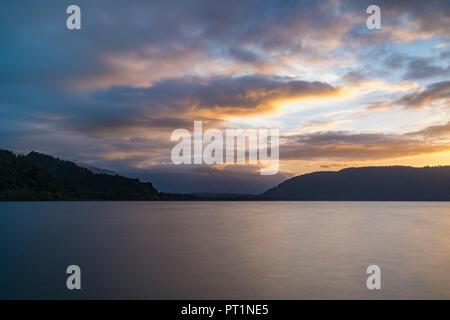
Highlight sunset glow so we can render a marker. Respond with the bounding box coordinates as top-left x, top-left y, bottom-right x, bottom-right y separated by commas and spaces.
1, 0, 449, 188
